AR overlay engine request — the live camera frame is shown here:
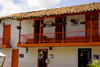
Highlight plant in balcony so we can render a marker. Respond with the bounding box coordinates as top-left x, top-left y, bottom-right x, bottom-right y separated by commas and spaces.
70, 18, 76, 22
60, 21, 67, 25
91, 16, 97, 20
26, 42, 28, 44
42, 35, 47, 39
42, 35, 49, 43
50, 22, 56, 26
16, 26, 21, 29
41, 23, 46, 27
80, 21, 86, 24
32, 24, 38, 27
